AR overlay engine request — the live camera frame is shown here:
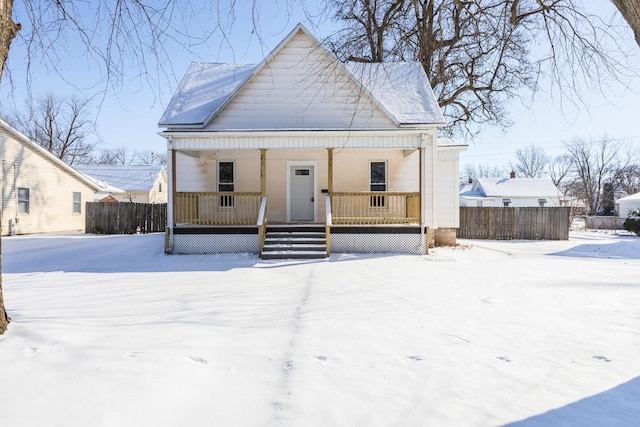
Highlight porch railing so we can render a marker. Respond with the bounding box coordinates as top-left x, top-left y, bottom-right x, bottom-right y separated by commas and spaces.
174, 192, 262, 225
330, 192, 420, 225
257, 196, 268, 254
